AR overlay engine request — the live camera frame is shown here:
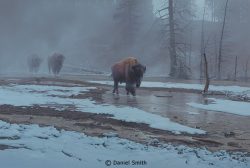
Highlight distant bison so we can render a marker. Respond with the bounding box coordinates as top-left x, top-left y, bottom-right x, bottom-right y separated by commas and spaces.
48, 53, 65, 75
27, 54, 42, 73
111, 57, 146, 96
